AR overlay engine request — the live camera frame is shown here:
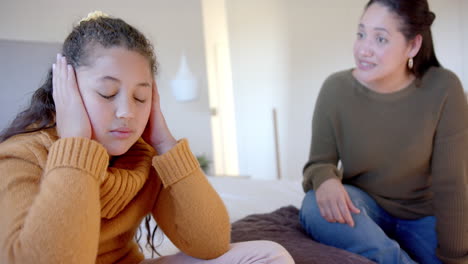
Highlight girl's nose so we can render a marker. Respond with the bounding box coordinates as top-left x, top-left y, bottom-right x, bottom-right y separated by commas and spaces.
115, 99, 135, 119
